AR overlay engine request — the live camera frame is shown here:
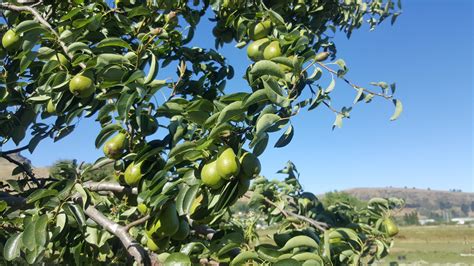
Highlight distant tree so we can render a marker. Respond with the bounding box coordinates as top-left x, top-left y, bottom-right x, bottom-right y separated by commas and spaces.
471, 201, 474, 212
439, 201, 452, 210
461, 203, 470, 216
403, 211, 419, 225
322, 191, 366, 209
429, 212, 443, 222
